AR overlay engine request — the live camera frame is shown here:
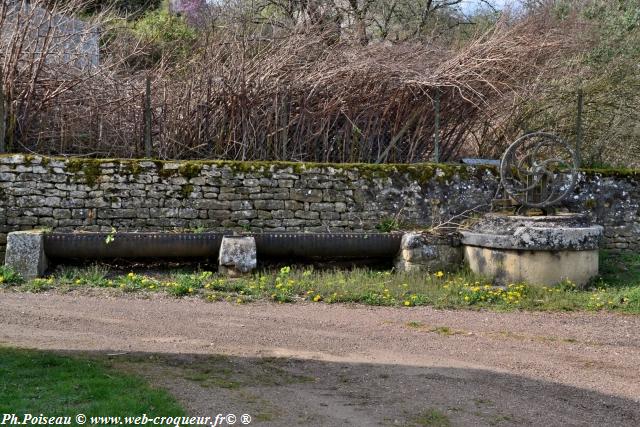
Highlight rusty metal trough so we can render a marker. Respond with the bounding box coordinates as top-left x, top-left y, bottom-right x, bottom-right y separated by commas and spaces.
43, 232, 403, 260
